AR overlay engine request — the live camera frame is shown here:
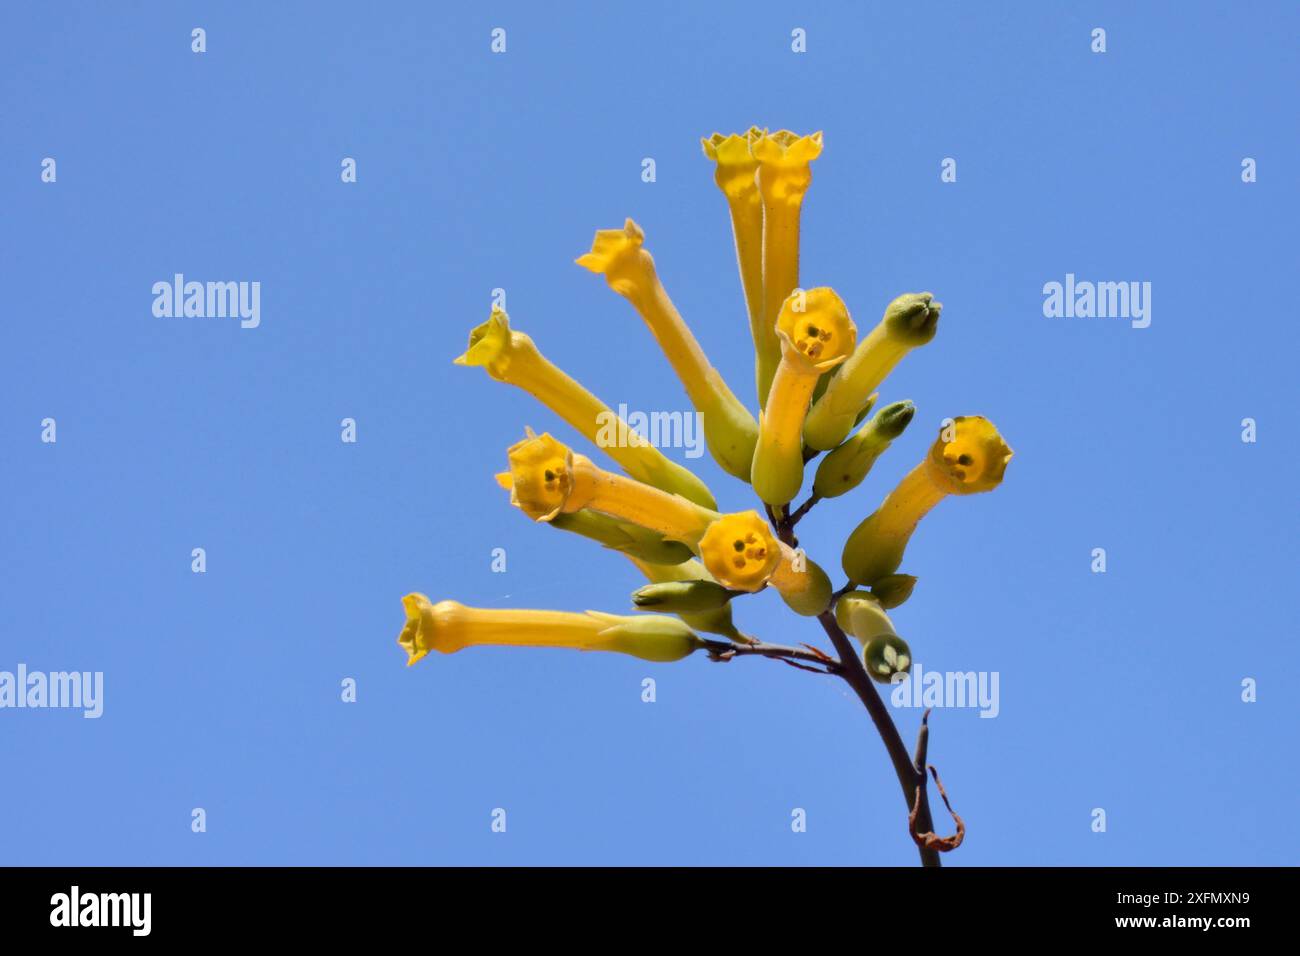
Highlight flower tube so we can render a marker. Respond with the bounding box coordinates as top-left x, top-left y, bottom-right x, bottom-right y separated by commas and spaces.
702, 128, 770, 402
577, 218, 759, 480
397, 595, 701, 665
841, 416, 1012, 586
804, 293, 942, 451
456, 307, 715, 508
502, 429, 717, 545
751, 287, 856, 506
753, 129, 823, 408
